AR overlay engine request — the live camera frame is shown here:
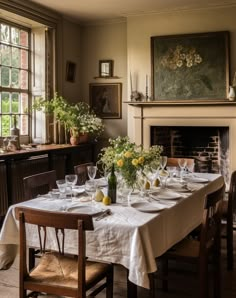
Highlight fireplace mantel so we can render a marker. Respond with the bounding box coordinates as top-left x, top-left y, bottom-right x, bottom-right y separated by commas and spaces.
127, 102, 236, 174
